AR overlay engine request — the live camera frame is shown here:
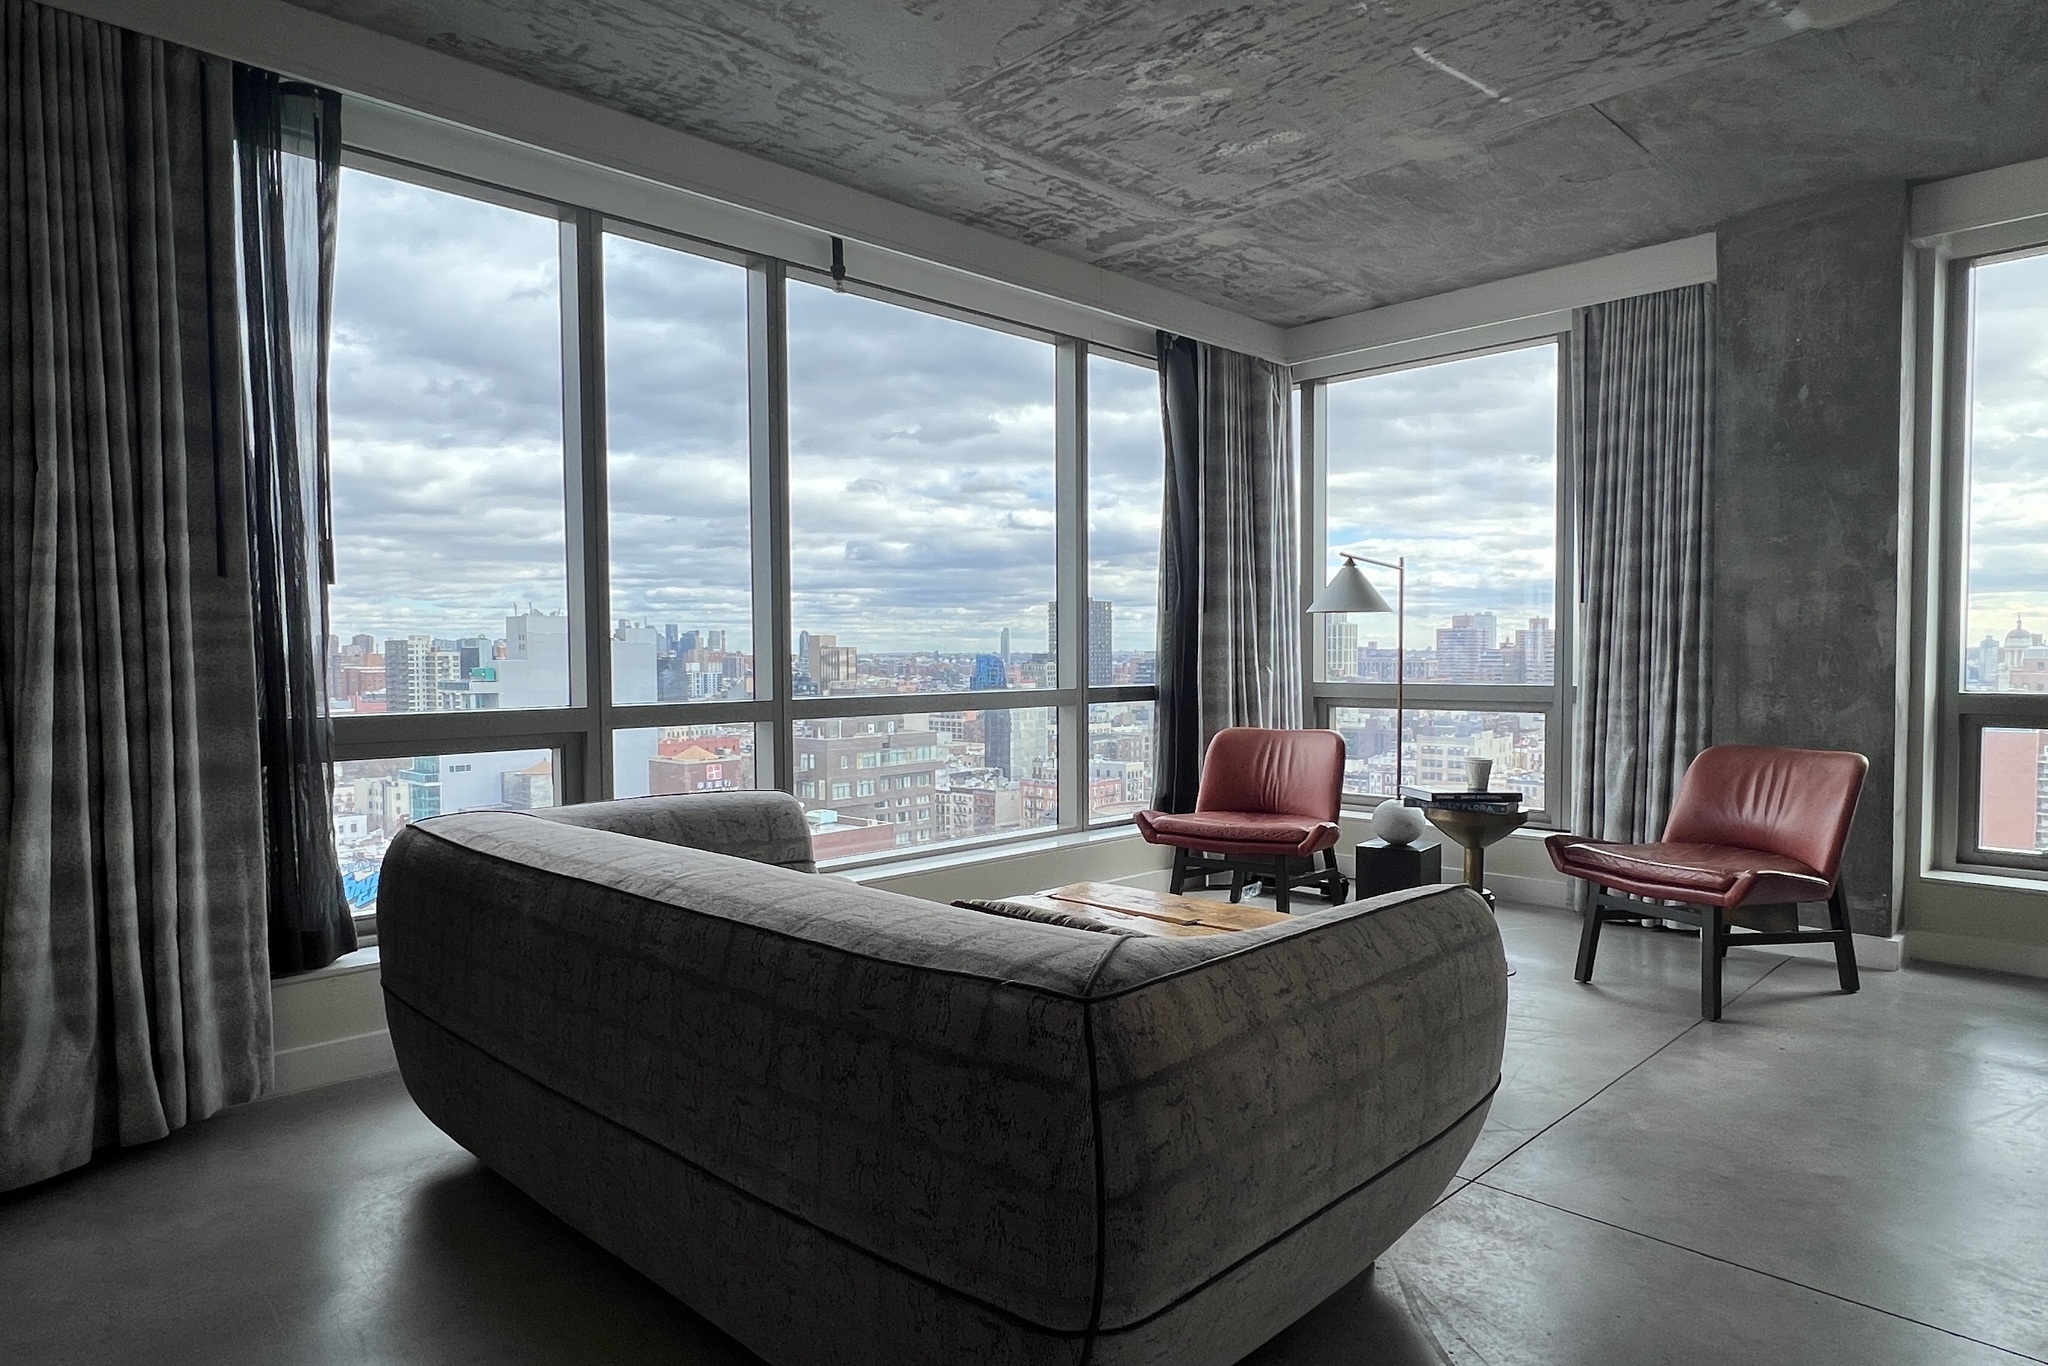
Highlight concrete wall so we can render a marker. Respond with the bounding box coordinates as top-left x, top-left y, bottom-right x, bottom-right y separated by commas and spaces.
1712, 182, 1909, 937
